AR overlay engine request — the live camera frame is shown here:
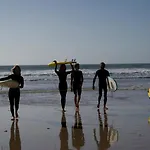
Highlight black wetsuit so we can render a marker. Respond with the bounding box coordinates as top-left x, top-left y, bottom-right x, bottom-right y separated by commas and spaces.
55, 71, 72, 109
71, 70, 83, 96
94, 69, 109, 105
0, 74, 24, 116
